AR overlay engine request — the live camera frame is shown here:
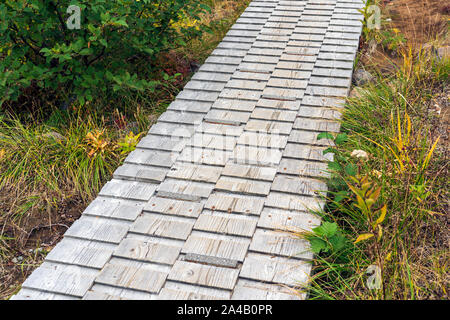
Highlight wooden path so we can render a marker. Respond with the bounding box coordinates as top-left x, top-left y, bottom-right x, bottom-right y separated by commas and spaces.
12, 0, 364, 300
